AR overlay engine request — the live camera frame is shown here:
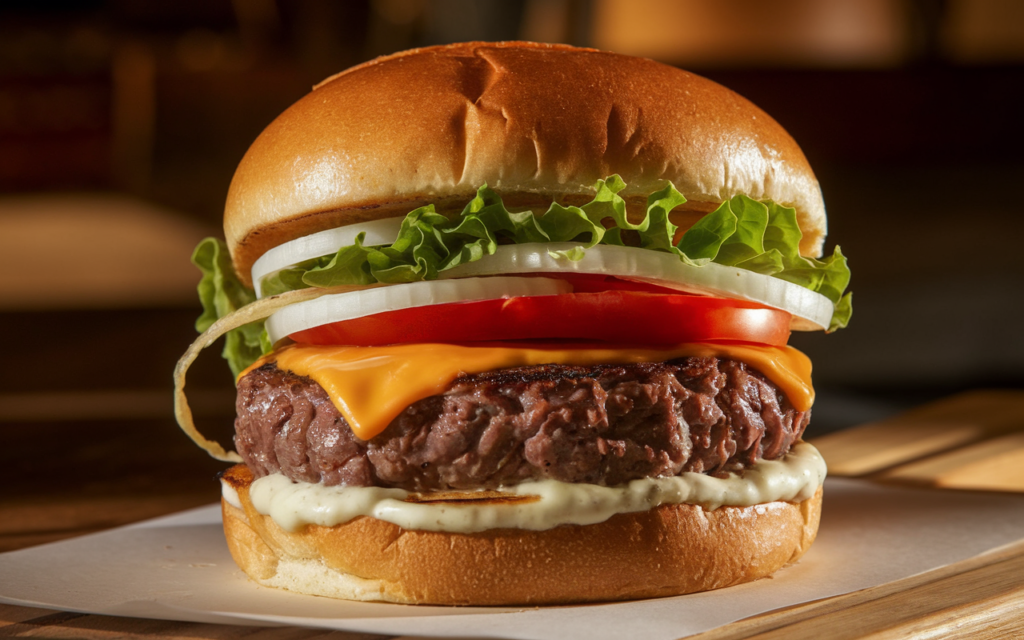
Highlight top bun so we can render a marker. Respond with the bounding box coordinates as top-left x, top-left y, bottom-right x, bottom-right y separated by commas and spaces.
225, 42, 825, 285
